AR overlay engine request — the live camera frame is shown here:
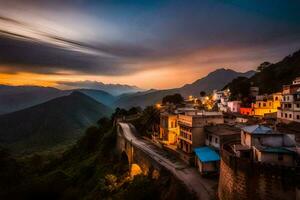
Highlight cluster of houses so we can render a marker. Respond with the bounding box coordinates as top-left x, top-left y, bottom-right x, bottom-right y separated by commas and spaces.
157, 77, 300, 175
214, 77, 300, 124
